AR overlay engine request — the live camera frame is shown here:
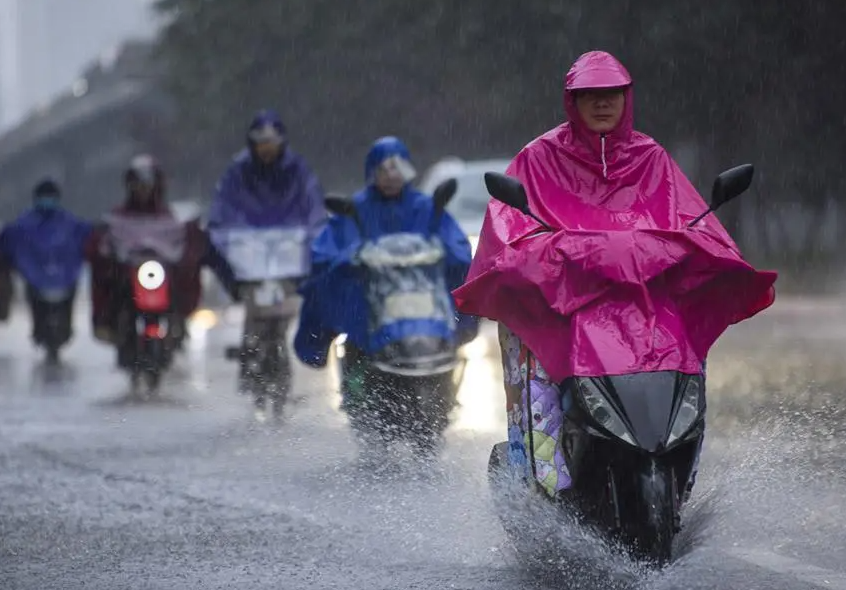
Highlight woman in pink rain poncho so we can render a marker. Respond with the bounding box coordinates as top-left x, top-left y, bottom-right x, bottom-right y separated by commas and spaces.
453, 51, 776, 498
